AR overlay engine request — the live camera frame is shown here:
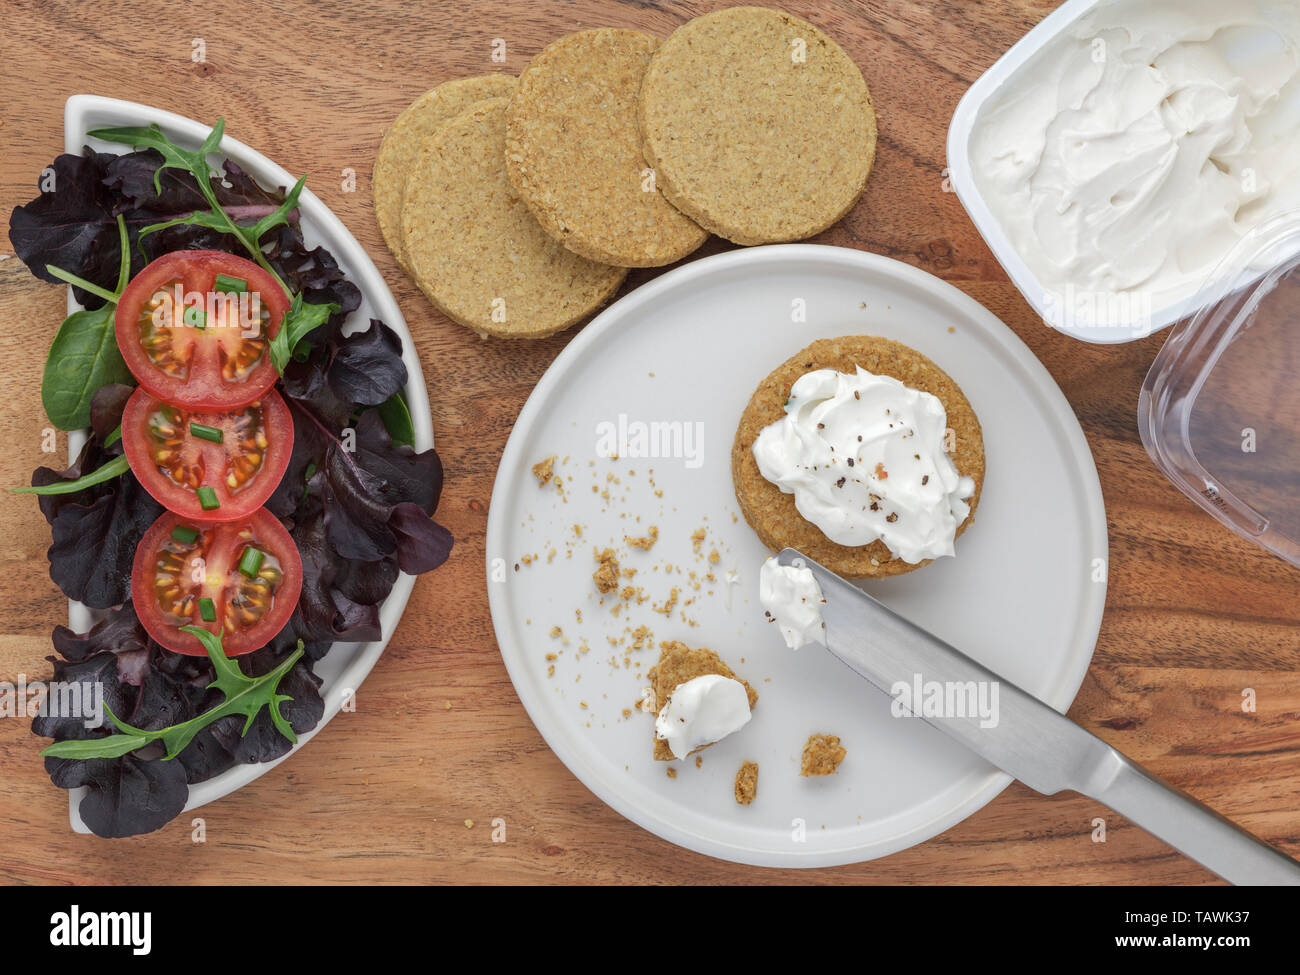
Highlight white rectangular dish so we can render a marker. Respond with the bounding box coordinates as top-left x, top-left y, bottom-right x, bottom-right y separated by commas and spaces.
946, 0, 1300, 345
946, 0, 1146, 344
